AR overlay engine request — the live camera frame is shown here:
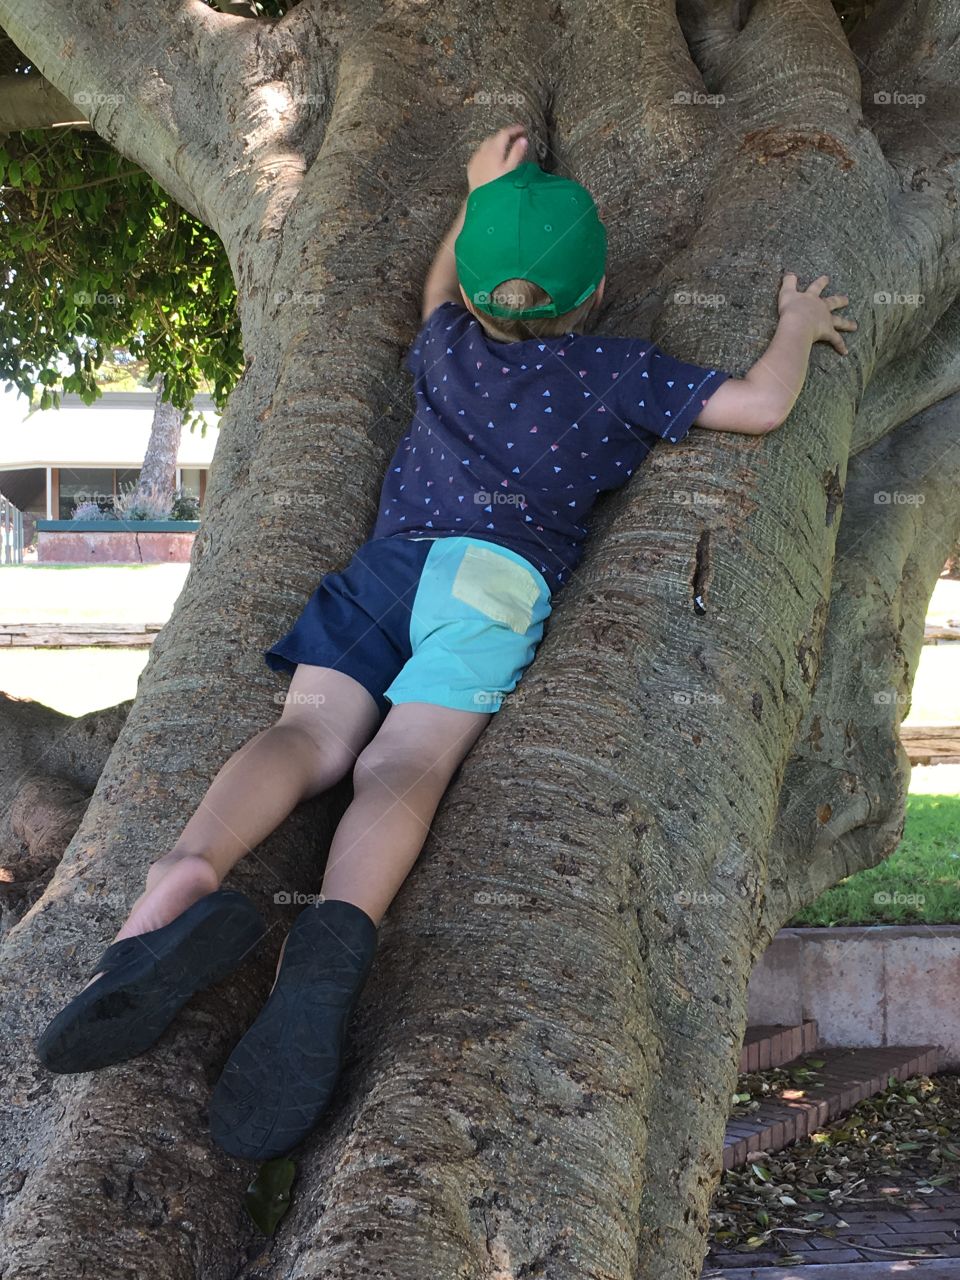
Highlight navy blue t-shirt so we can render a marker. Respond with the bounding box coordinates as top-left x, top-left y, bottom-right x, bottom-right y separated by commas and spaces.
372, 301, 732, 594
